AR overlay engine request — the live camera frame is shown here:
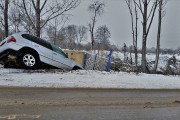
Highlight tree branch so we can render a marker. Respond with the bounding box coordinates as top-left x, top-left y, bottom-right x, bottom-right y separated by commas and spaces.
22, 0, 36, 30
134, 0, 143, 15
41, 0, 80, 29
31, 0, 36, 10
147, 0, 158, 35
40, 0, 47, 12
